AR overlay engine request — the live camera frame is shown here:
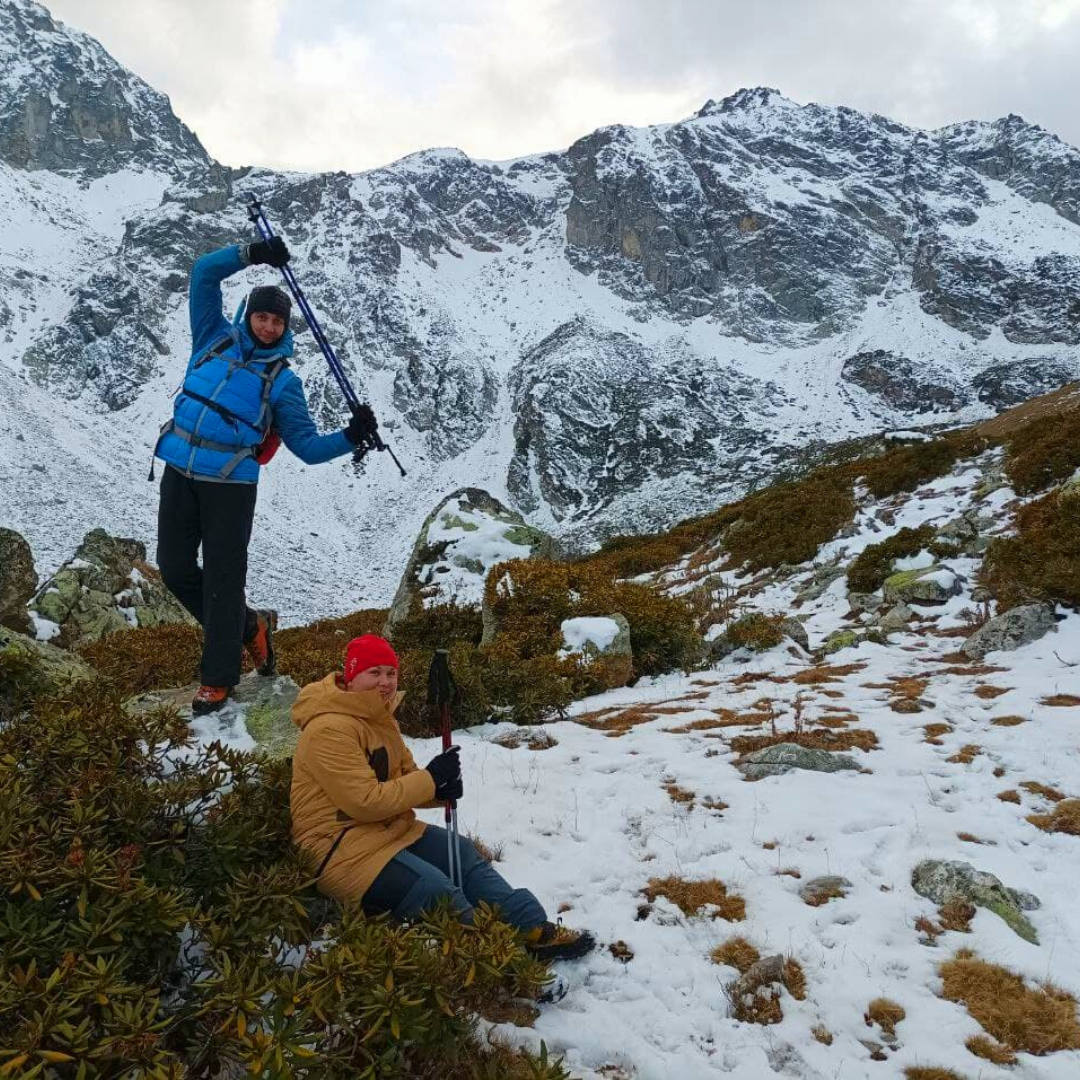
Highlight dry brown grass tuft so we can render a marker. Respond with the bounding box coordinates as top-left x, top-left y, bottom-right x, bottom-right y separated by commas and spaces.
865, 997, 906, 1039
663, 781, 696, 808
1027, 798, 1080, 836
946, 744, 982, 765
665, 711, 765, 733
643, 876, 745, 921
965, 1034, 1017, 1065
575, 703, 689, 736
729, 728, 878, 755
811, 1024, 834, 1046
710, 936, 760, 973
803, 880, 849, 907
939, 949, 1080, 1055
1042, 694, 1080, 707
938, 898, 975, 932
973, 684, 1010, 700
991, 714, 1029, 726
922, 723, 953, 745
956, 832, 992, 845
468, 834, 505, 863
492, 728, 558, 751
915, 916, 942, 944
903, 1069, 968, 1080
728, 957, 806, 1025
791, 662, 867, 685
1020, 780, 1066, 802
608, 940, 634, 964
934, 664, 1007, 677
997, 789, 1021, 804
